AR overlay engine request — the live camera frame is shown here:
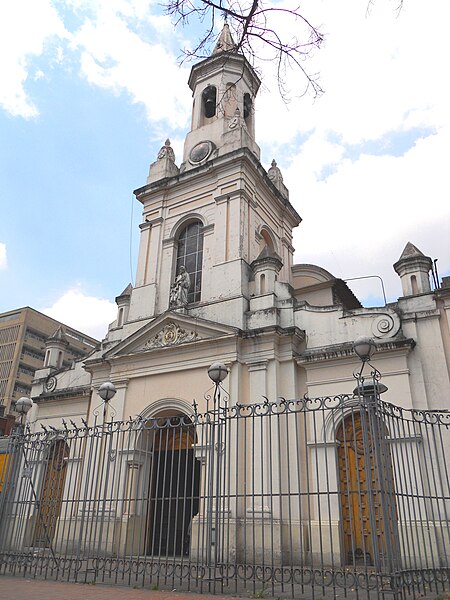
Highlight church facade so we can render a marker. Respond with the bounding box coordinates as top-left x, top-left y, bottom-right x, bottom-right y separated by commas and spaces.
3, 25, 450, 593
